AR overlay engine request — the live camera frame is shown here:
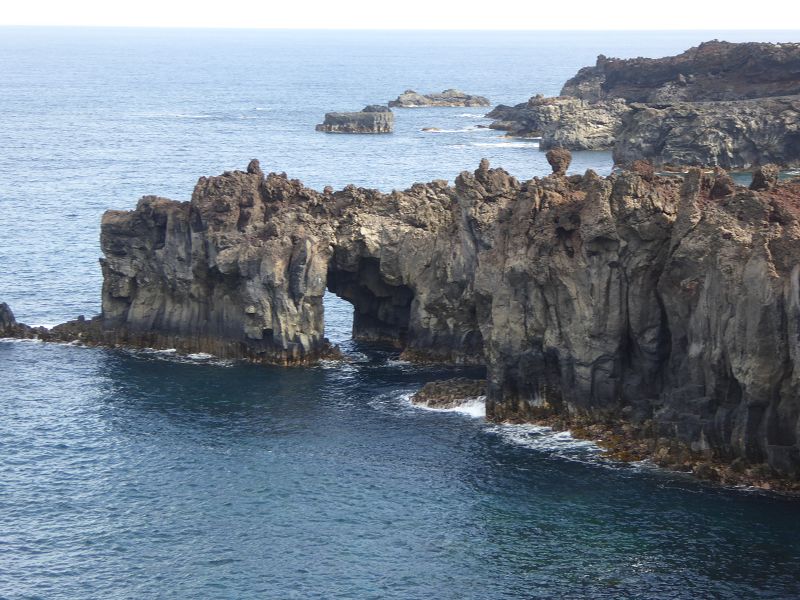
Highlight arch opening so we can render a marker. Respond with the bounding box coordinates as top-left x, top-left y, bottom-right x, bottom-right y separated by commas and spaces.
326, 257, 414, 347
